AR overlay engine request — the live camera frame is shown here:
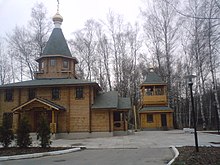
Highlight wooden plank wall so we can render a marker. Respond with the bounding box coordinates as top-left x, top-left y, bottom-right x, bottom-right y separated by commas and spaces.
140, 112, 173, 129
0, 85, 114, 133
